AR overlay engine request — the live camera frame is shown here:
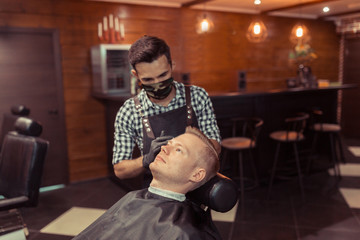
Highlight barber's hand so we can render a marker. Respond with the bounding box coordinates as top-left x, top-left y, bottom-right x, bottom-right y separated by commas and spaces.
143, 131, 173, 169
